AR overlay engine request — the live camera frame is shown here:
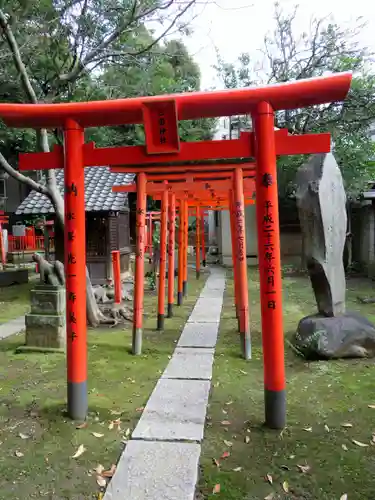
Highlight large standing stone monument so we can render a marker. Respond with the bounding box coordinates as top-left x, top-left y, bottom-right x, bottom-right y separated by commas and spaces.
293, 153, 375, 359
